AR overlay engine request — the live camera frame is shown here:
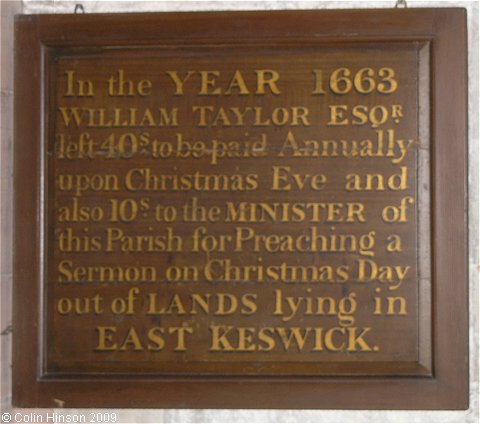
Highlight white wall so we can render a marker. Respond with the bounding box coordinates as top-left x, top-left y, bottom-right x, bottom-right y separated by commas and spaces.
1, 1, 478, 422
